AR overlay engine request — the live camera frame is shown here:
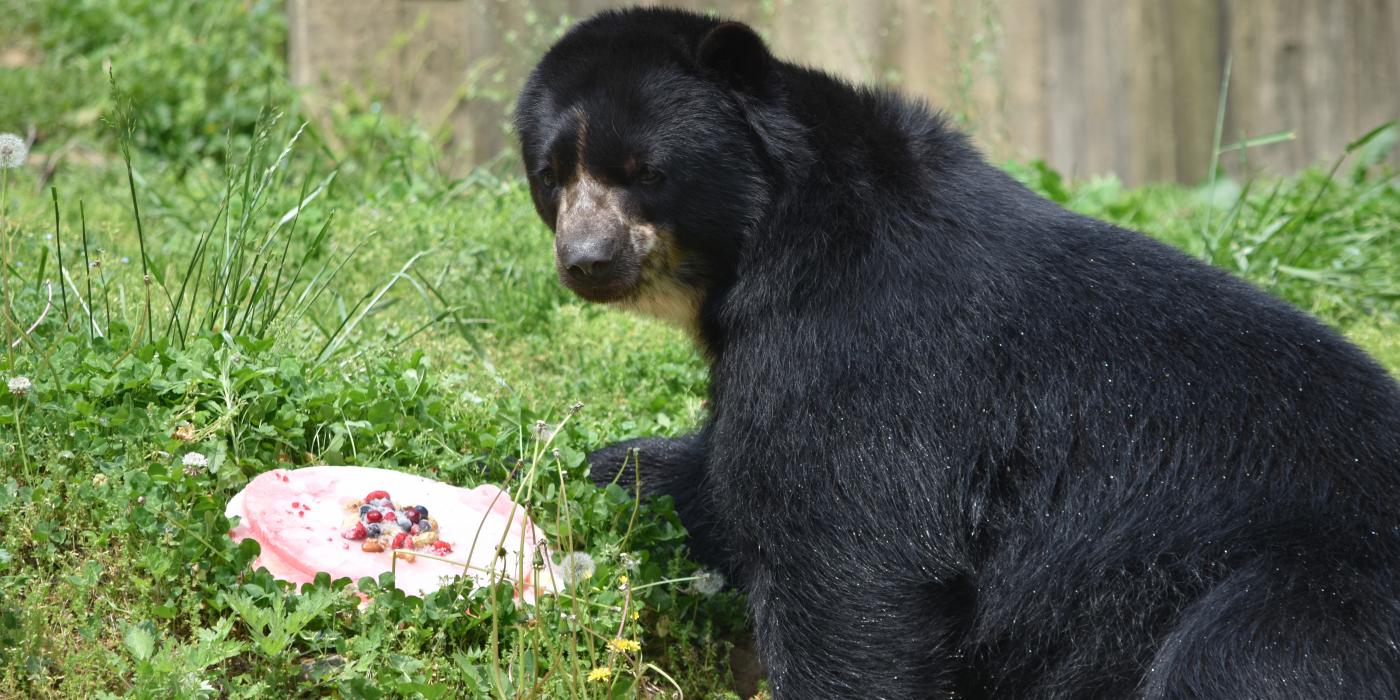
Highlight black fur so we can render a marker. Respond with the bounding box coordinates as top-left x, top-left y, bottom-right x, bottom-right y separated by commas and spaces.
516, 9, 1400, 699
